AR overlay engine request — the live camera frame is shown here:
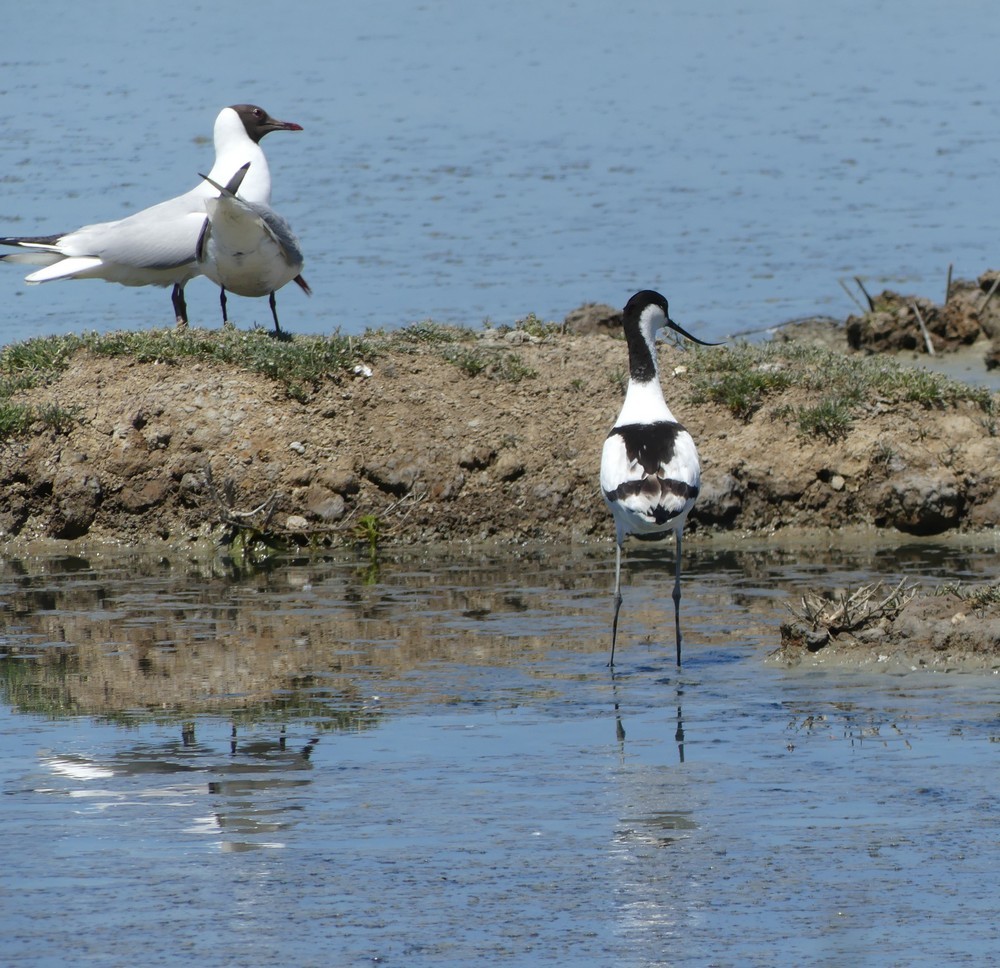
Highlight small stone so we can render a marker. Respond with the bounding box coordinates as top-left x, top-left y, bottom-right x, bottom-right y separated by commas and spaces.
316, 465, 360, 496
563, 302, 621, 335
119, 478, 171, 512
286, 515, 309, 531
503, 329, 534, 344
805, 628, 830, 651
363, 458, 423, 496
310, 495, 346, 522
289, 441, 306, 455
830, 474, 845, 491
458, 446, 496, 471
179, 472, 203, 494
495, 452, 525, 482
